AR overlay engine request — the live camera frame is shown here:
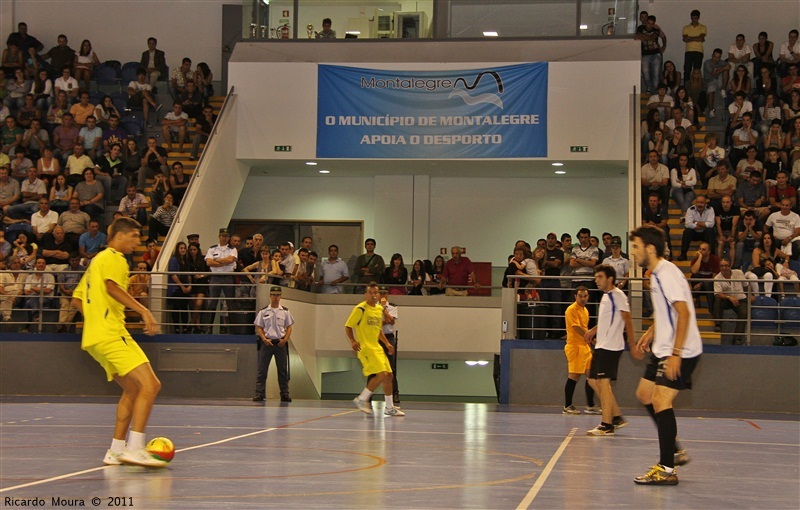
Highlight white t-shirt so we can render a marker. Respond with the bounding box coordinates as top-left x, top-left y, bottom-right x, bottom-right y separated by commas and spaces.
595, 287, 630, 351
164, 111, 188, 132
779, 41, 800, 62
649, 259, 703, 358
31, 210, 59, 233
728, 43, 752, 60
54, 76, 79, 93
128, 81, 152, 93
765, 210, 800, 241
602, 255, 630, 282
